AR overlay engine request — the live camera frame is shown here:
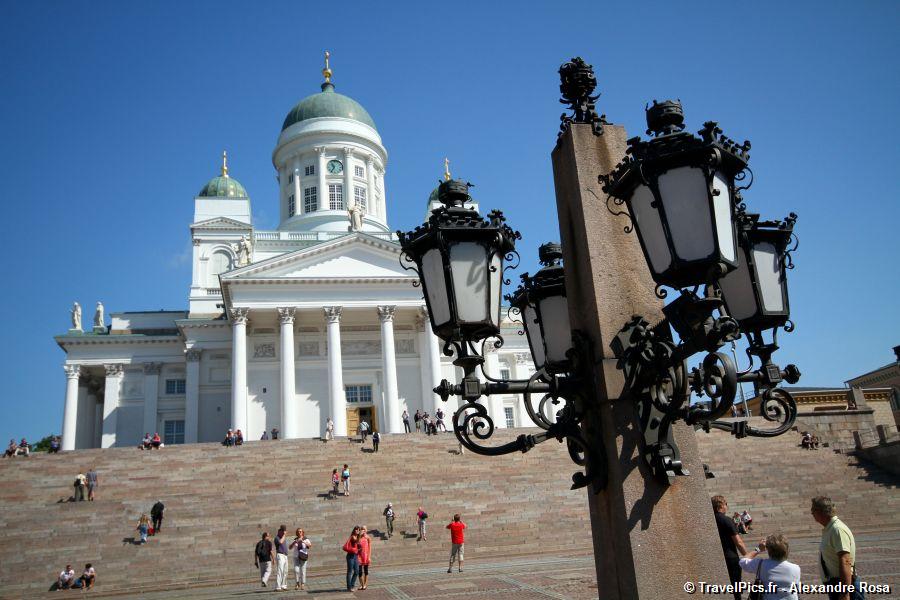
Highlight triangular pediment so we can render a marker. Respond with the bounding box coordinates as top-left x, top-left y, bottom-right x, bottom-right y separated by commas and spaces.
222, 233, 414, 281
191, 217, 252, 230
